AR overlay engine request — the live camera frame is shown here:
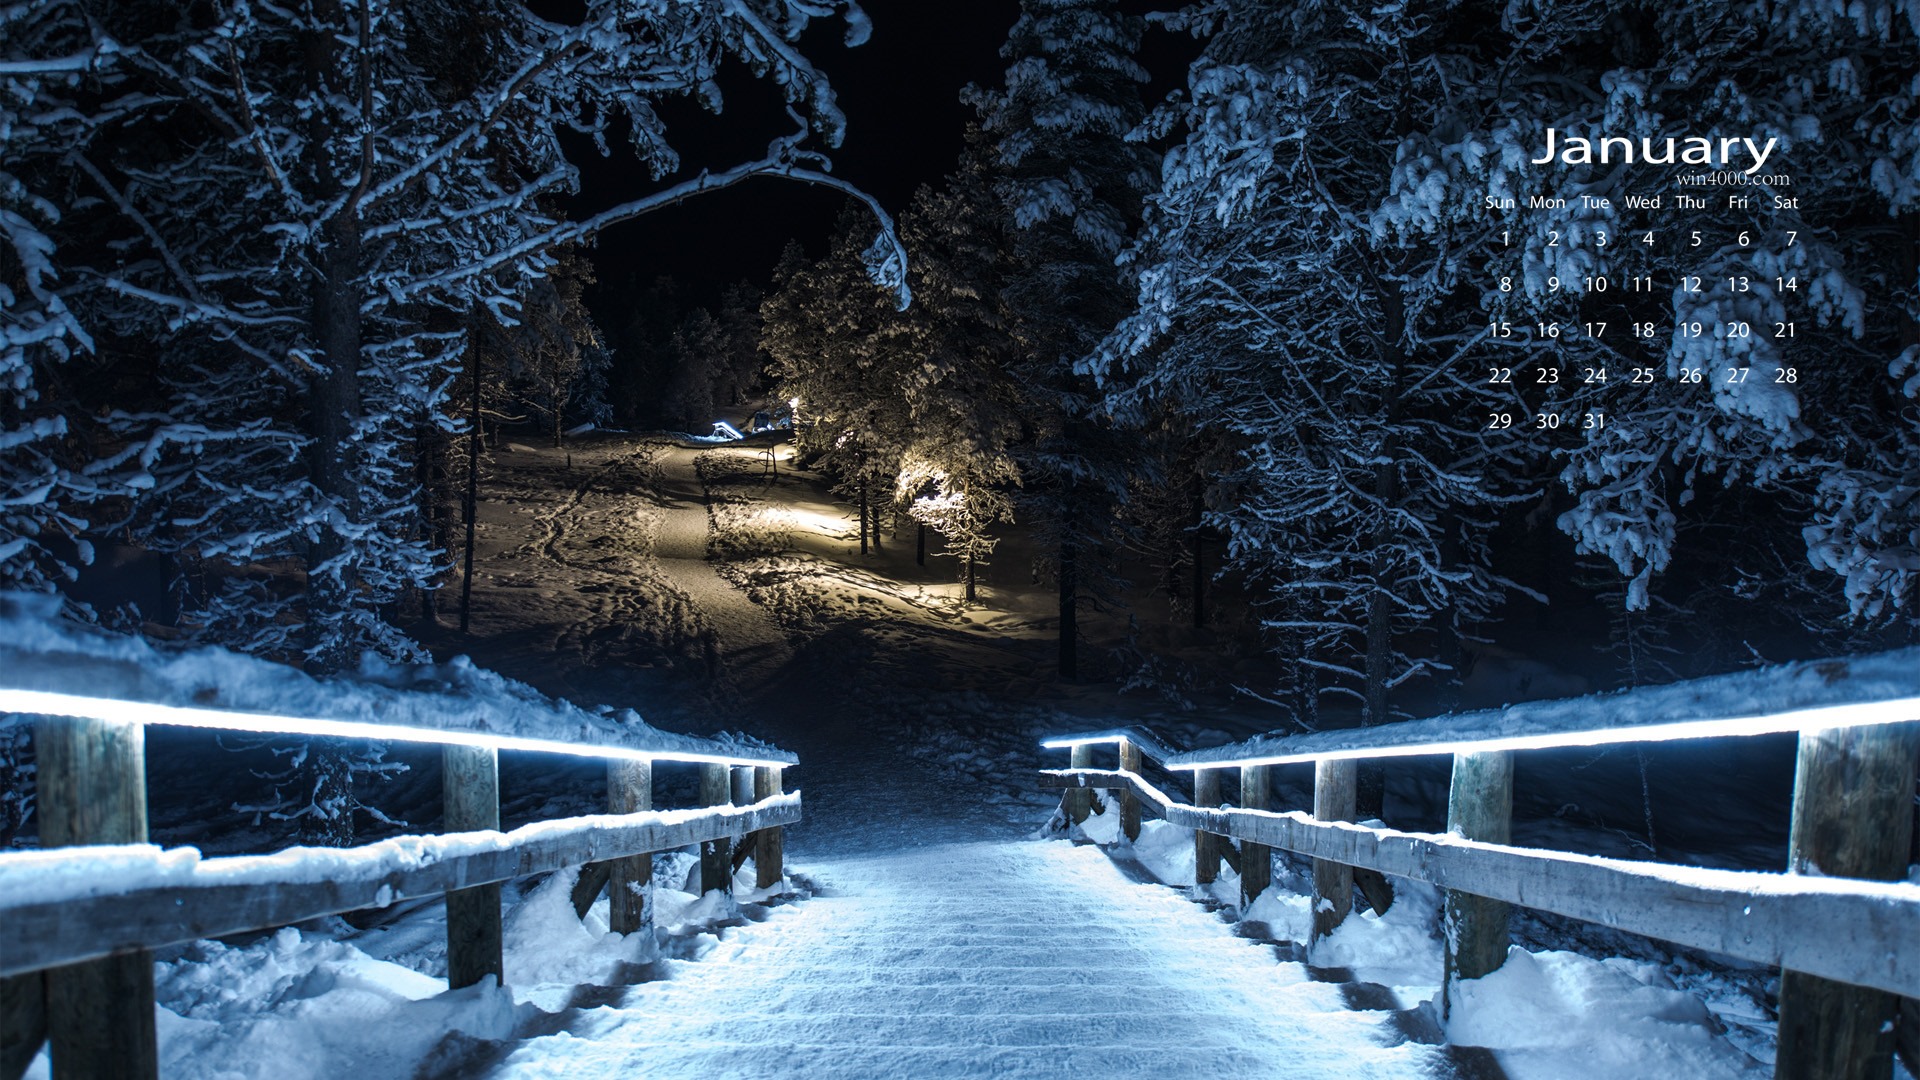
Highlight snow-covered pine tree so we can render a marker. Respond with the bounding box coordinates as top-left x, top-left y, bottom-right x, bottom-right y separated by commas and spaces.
1513, 2, 1918, 636
0, 2, 101, 596
662, 309, 729, 433
714, 283, 769, 409
890, 145, 1024, 603
762, 217, 915, 554
16, 0, 904, 844
496, 248, 605, 447
968, 0, 1154, 676
1091, 2, 1549, 763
